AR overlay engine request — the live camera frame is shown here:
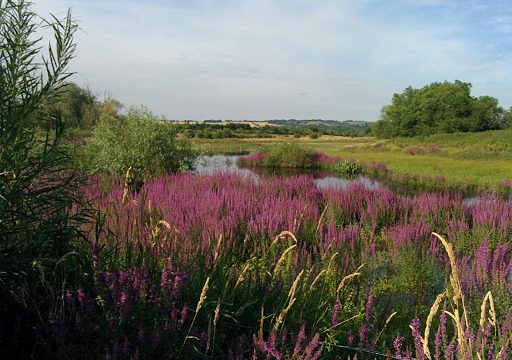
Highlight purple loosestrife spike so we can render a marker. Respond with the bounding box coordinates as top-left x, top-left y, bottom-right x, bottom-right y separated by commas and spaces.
293, 325, 306, 356
332, 299, 341, 326
393, 335, 404, 359
445, 341, 455, 360
434, 330, 442, 359
77, 288, 85, 304
487, 343, 495, 359
347, 330, 354, 345
180, 304, 189, 325
410, 317, 425, 359
170, 306, 178, 324
303, 333, 320, 359
404, 349, 413, 360
65, 291, 73, 304
365, 295, 374, 321
358, 323, 371, 347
